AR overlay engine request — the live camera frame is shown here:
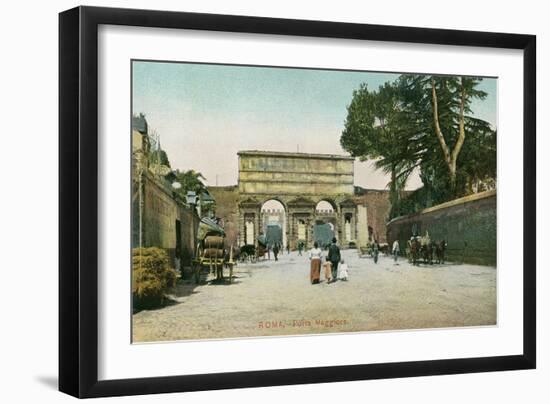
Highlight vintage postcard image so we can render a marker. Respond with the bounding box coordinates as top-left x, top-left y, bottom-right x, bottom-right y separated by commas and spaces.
131, 61, 497, 342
